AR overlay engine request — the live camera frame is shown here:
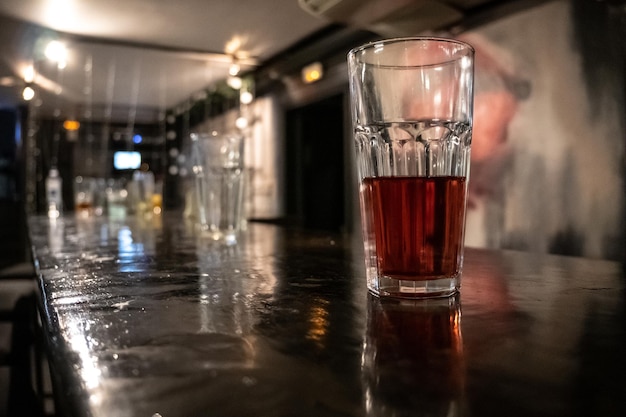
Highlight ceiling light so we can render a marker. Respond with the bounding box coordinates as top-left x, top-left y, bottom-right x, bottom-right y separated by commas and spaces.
229, 62, 240, 76
44, 40, 67, 65
225, 37, 243, 56
240, 91, 253, 104
227, 76, 242, 90
23, 65, 35, 83
63, 120, 80, 131
235, 116, 248, 130
23, 86, 35, 101
302, 62, 323, 84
